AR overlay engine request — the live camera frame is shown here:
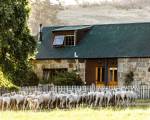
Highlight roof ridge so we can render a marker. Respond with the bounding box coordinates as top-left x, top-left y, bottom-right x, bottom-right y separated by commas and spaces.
43, 22, 150, 28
